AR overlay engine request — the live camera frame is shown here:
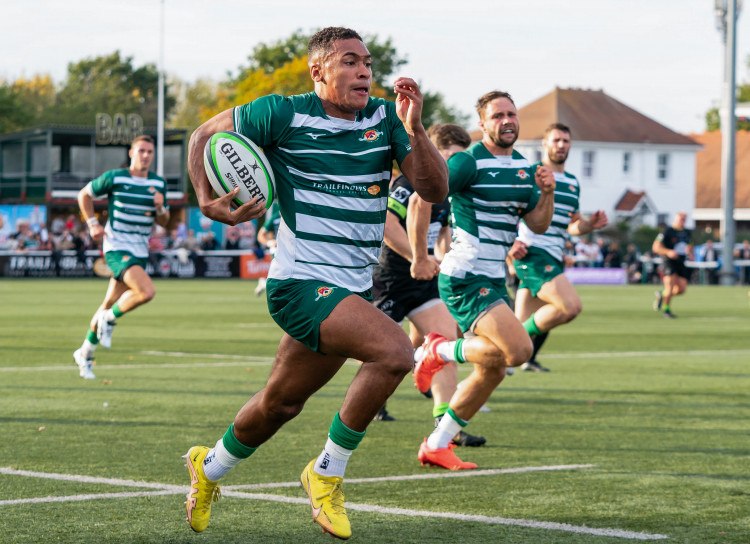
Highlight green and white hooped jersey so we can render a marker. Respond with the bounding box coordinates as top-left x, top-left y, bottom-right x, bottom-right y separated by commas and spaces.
440, 144, 540, 280
517, 168, 580, 262
234, 92, 411, 292
86, 169, 167, 258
